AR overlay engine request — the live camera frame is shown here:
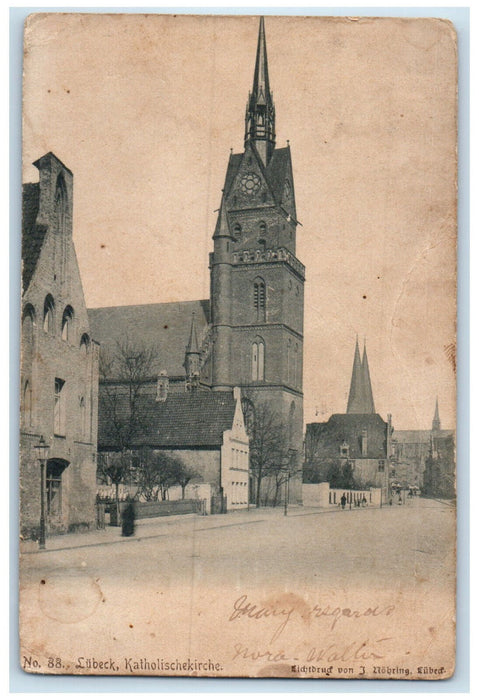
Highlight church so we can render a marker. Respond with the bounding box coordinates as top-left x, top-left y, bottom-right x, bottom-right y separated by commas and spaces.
304, 338, 392, 499
88, 18, 305, 504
